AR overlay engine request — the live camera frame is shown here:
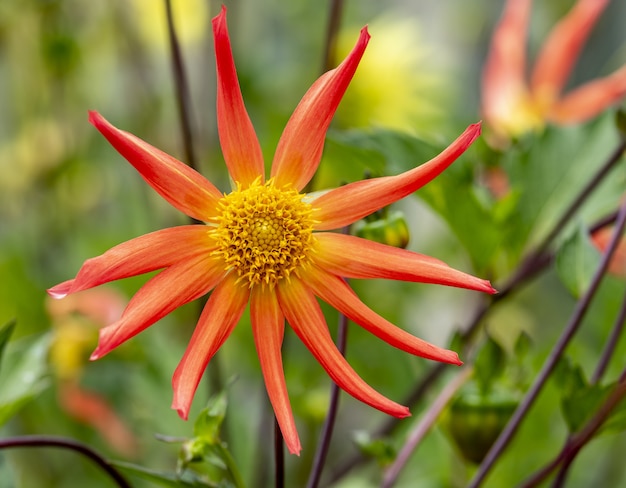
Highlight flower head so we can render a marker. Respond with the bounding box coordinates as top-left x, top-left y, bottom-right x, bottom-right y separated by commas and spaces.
48, 6, 495, 455
482, 0, 626, 145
